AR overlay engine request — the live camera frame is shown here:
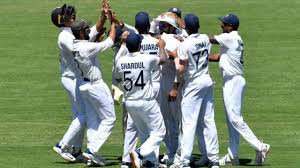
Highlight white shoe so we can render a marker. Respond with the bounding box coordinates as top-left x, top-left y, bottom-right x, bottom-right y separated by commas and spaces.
170, 161, 190, 168
53, 143, 76, 162
219, 153, 239, 166
255, 143, 270, 165
130, 150, 142, 168
194, 157, 209, 167
83, 149, 108, 166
